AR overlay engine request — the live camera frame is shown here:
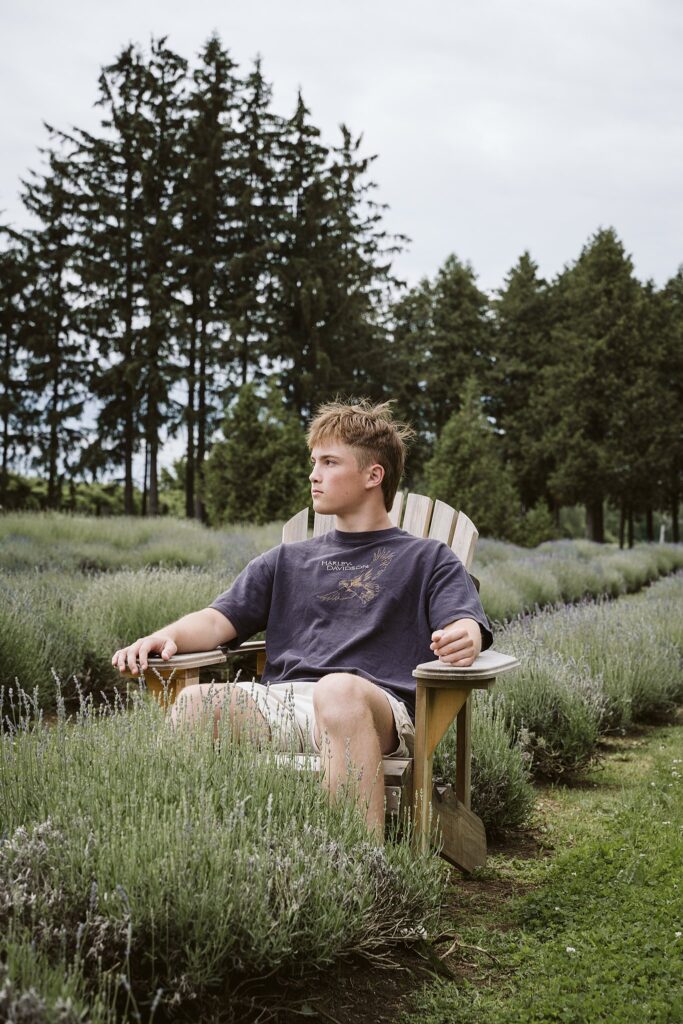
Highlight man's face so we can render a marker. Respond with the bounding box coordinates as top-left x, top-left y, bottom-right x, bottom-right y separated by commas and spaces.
309, 441, 382, 516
